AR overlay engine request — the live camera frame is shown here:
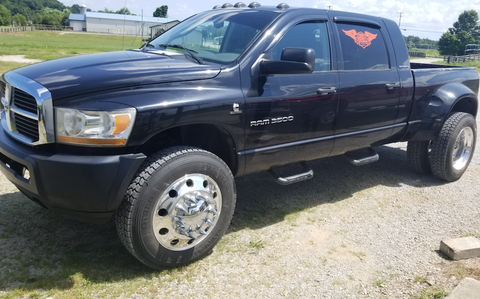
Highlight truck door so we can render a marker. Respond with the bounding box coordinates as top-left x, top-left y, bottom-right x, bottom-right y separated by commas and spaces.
330, 17, 401, 155
241, 18, 339, 174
